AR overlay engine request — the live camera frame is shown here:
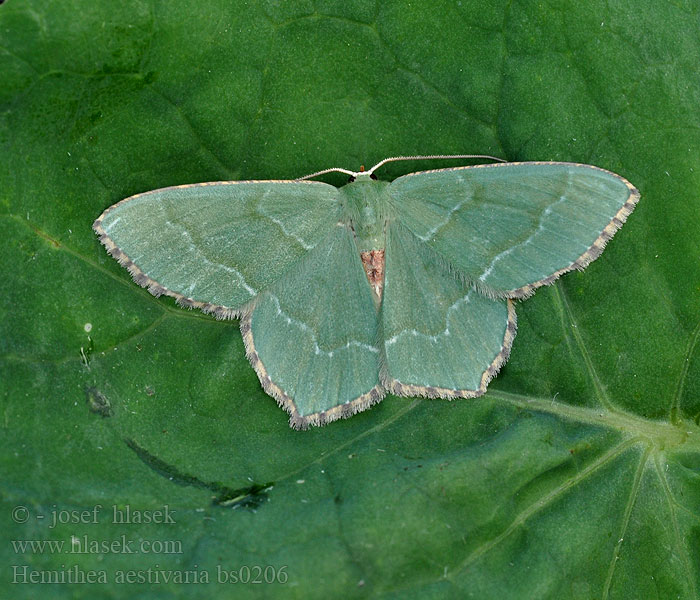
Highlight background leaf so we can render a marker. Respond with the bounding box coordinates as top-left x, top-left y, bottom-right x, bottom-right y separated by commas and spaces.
2, 0, 699, 598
